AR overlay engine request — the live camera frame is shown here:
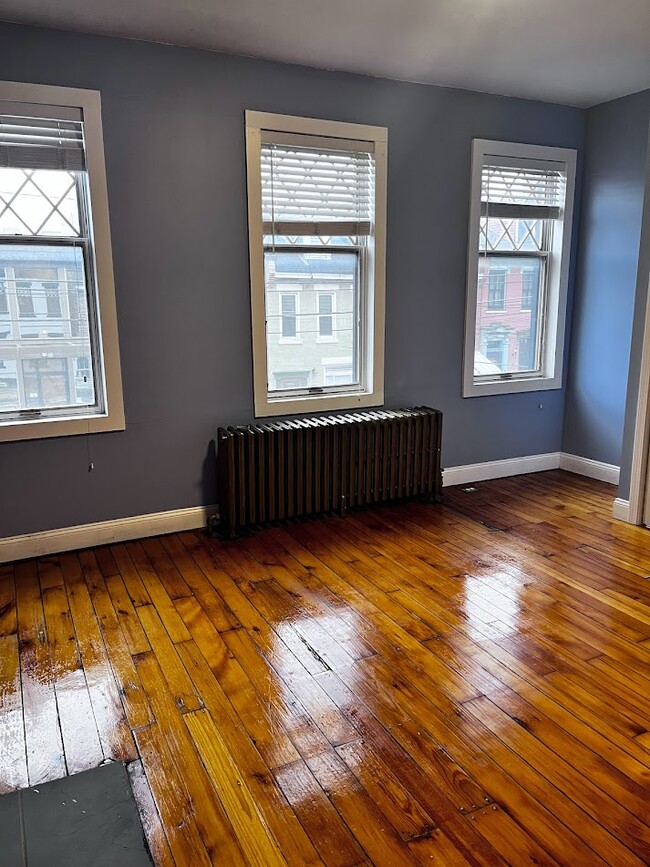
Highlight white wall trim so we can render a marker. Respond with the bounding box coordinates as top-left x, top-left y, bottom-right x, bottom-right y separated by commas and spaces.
442, 452, 561, 487
245, 111, 387, 419
627, 271, 650, 525
558, 452, 620, 485
0, 81, 125, 443
443, 451, 621, 488
1, 450, 623, 562
612, 498, 631, 522
0, 505, 216, 565
462, 139, 577, 398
